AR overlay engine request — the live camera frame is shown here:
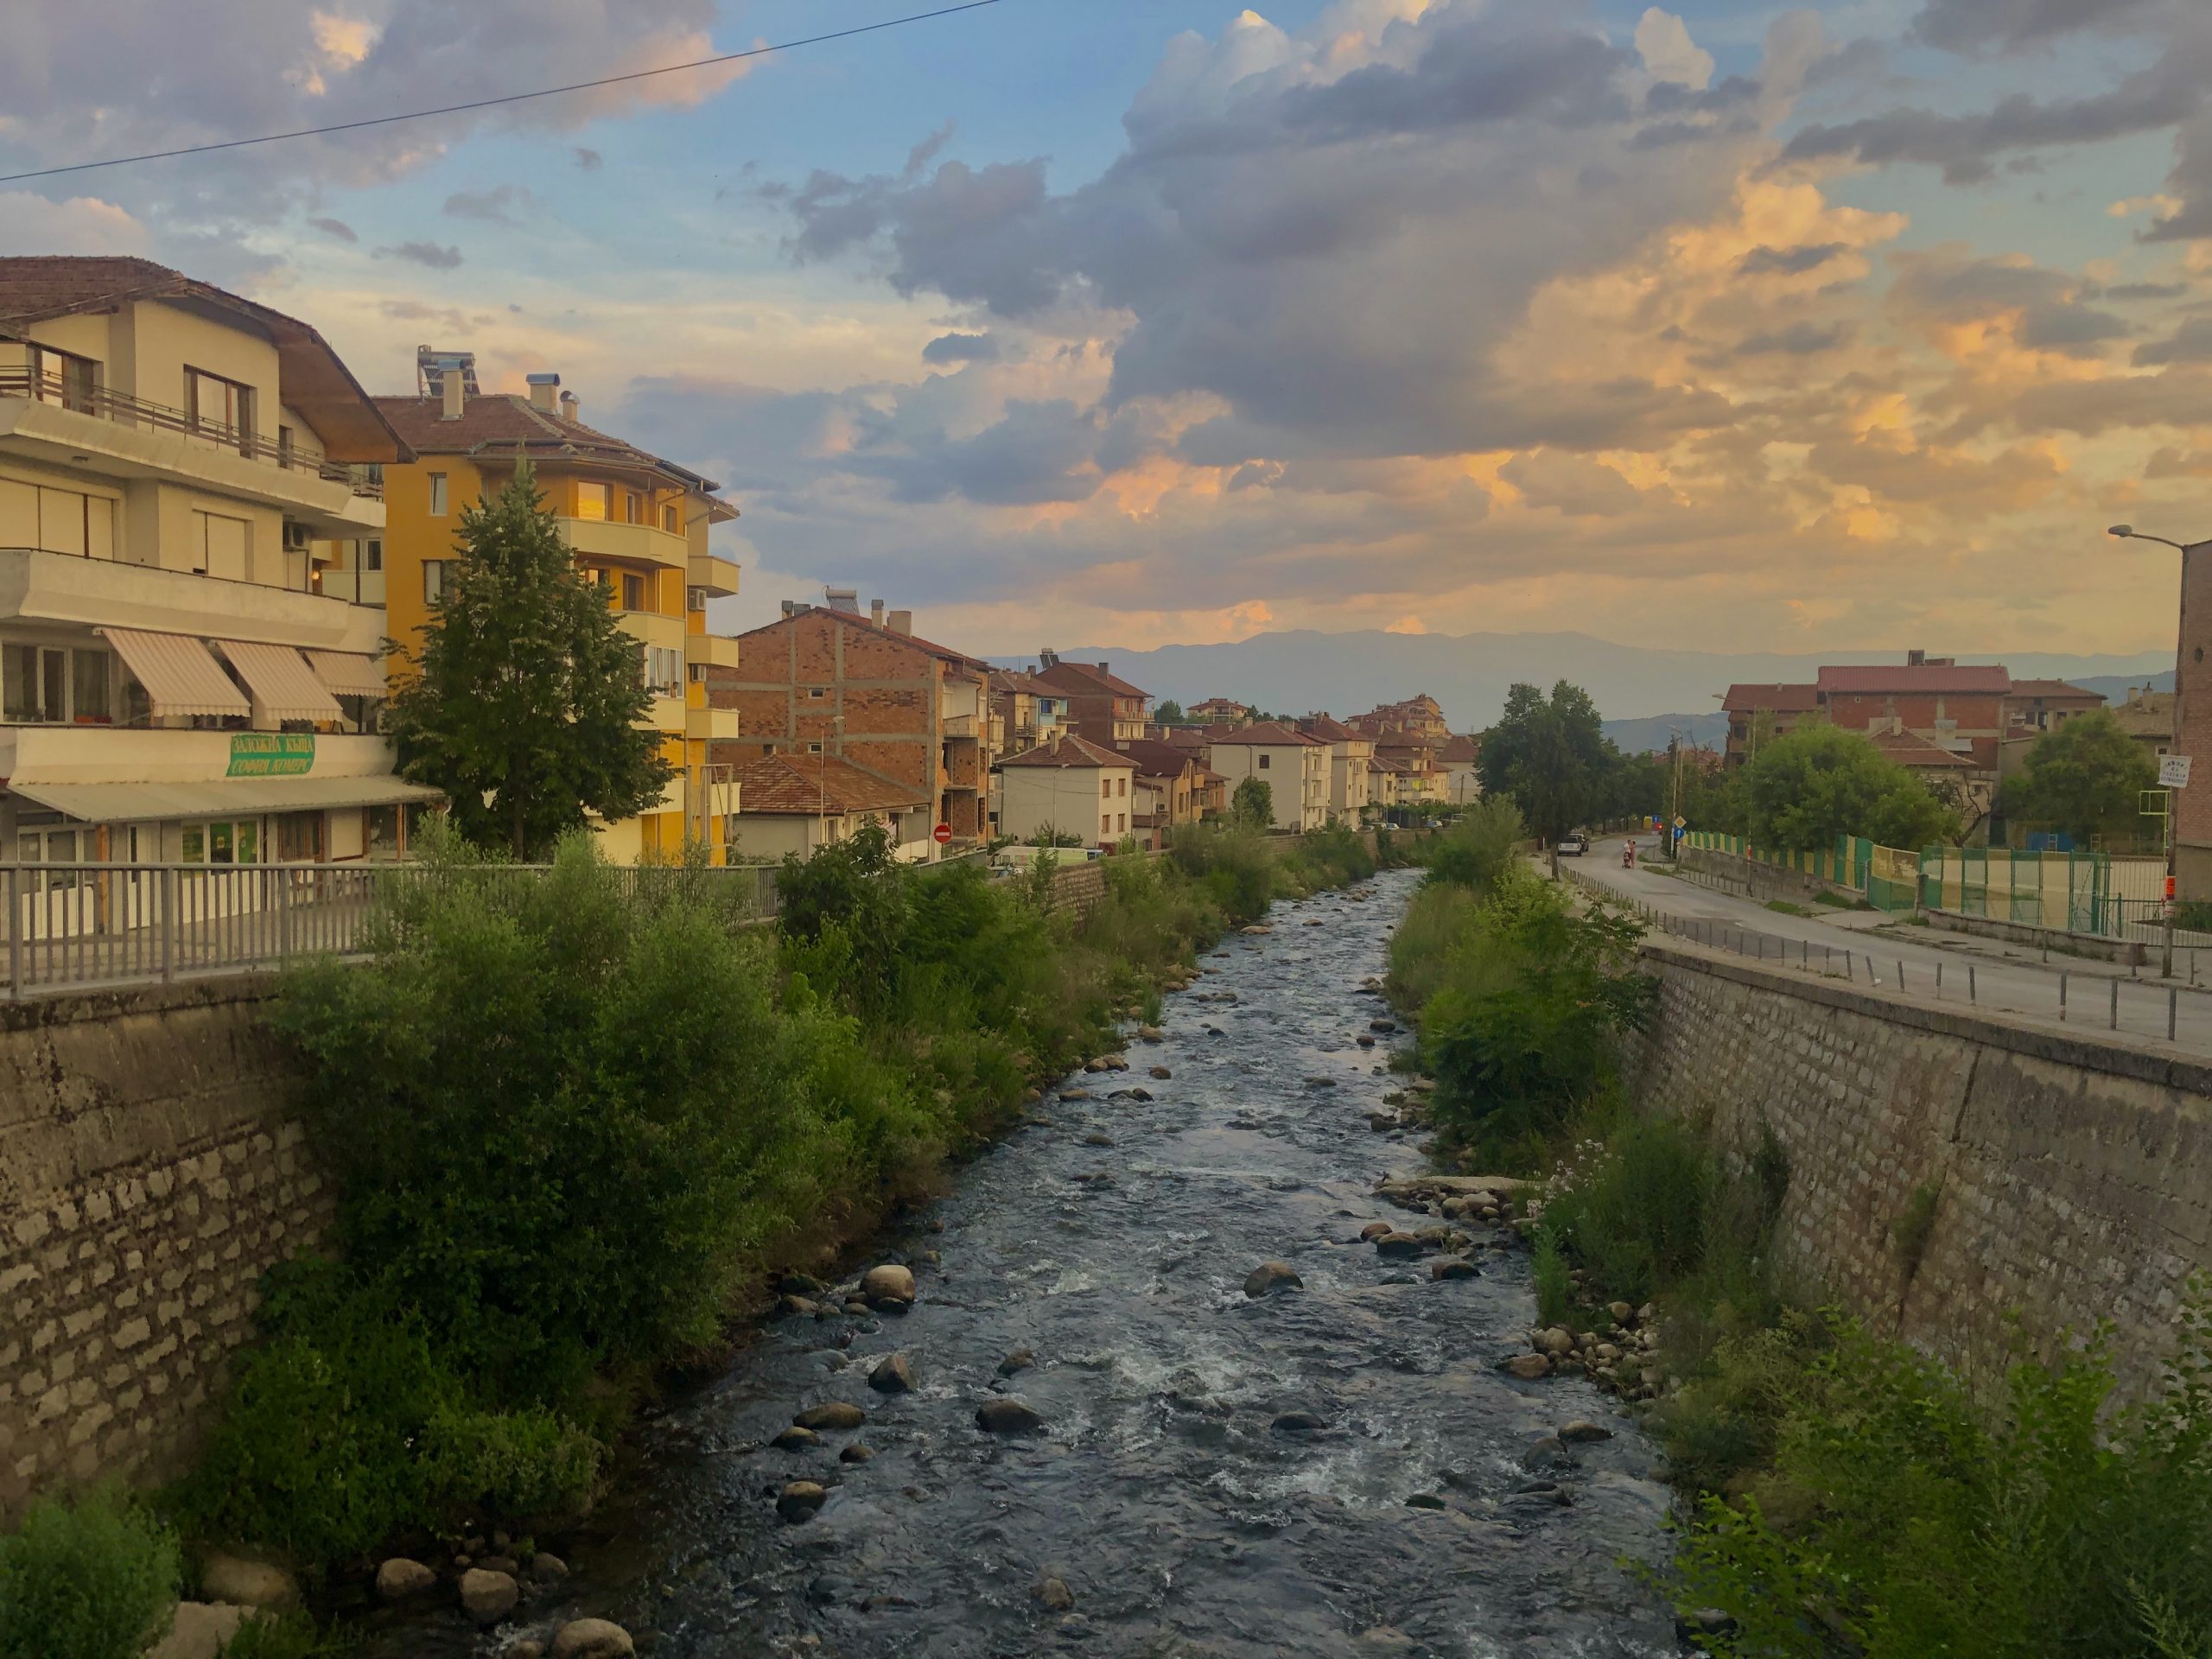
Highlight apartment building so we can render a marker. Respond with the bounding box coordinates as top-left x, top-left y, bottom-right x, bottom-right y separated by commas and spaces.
1034, 651, 1151, 744
1352, 692, 1449, 742
1719, 683, 1821, 766
367, 353, 742, 864
1207, 721, 1328, 830
996, 733, 1137, 850
1188, 697, 1249, 723
721, 752, 931, 861
1297, 715, 1375, 822
1439, 734, 1483, 803
1112, 736, 1214, 849
0, 257, 432, 871
709, 591, 988, 859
